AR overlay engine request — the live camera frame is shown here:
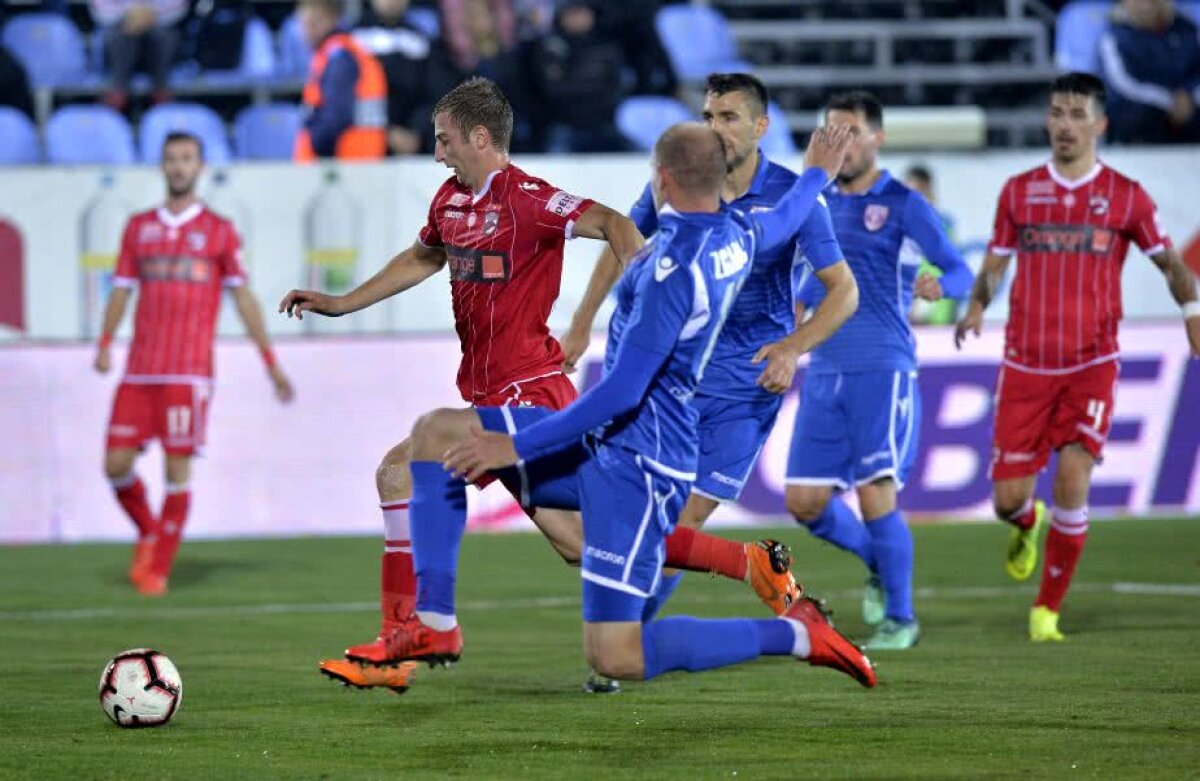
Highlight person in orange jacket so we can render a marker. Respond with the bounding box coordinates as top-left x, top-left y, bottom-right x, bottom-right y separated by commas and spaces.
294, 0, 388, 162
